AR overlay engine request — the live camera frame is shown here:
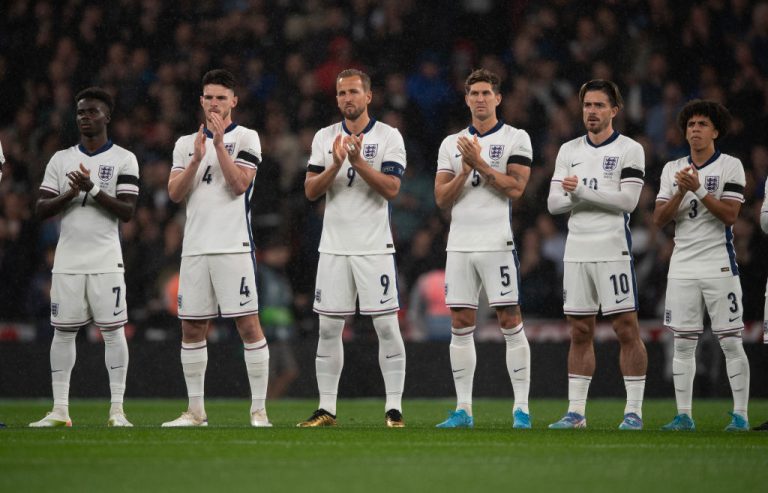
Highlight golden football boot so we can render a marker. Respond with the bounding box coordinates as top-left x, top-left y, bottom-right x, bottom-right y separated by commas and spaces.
297, 409, 337, 427
385, 409, 405, 428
